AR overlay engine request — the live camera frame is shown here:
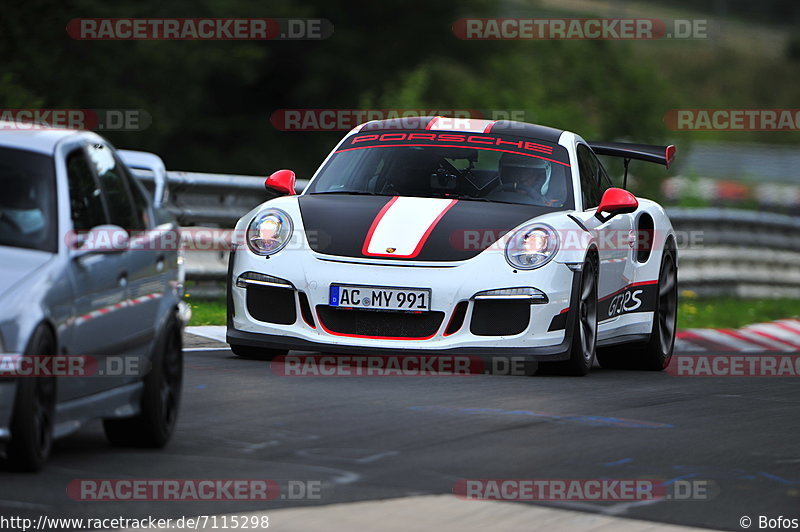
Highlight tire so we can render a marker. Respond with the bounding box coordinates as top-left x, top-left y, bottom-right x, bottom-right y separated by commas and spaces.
230, 344, 287, 360
3, 326, 56, 472
597, 248, 678, 371
539, 253, 598, 376
103, 316, 183, 447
